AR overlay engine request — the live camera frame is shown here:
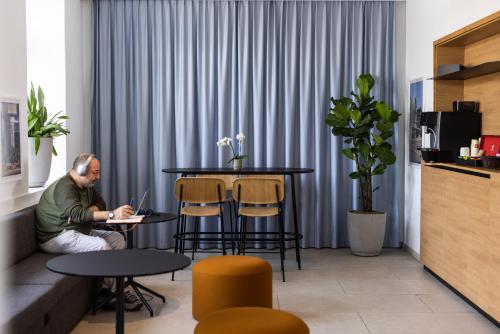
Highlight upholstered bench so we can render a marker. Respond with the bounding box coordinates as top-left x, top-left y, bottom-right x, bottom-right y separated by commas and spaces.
0, 205, 95, 334
194, 307, 310, 334
192, 255, 272, 320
